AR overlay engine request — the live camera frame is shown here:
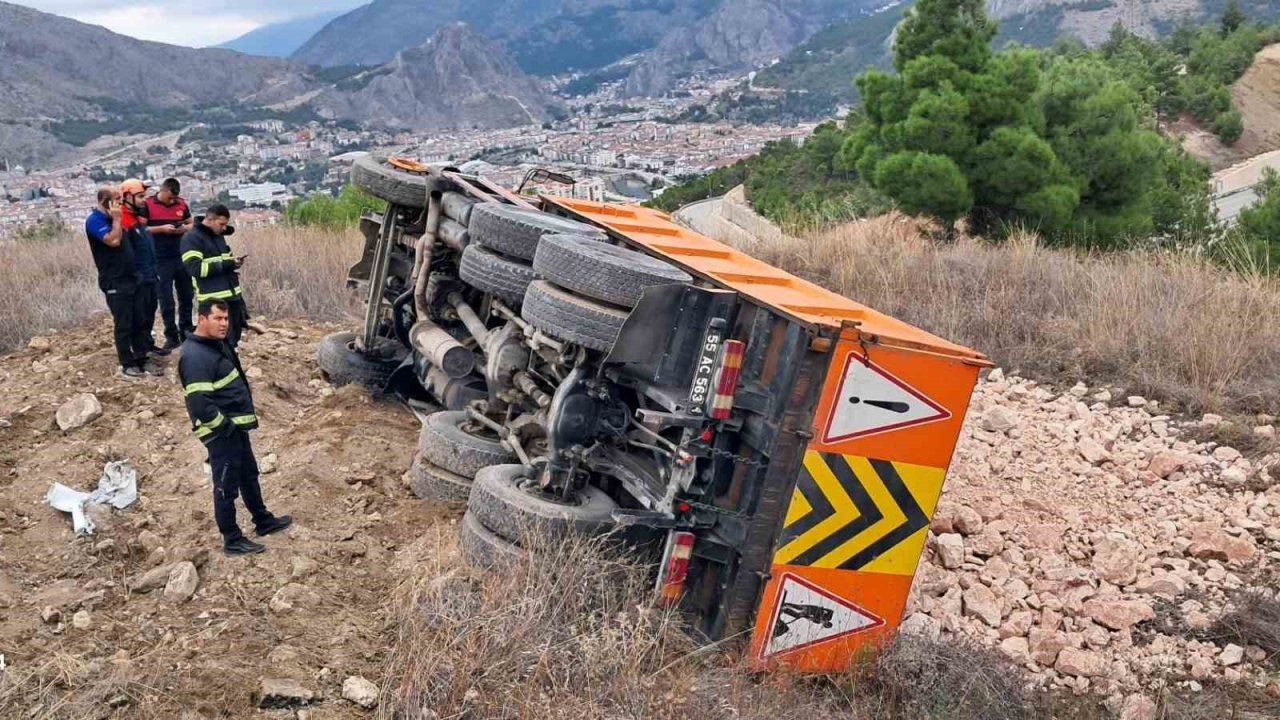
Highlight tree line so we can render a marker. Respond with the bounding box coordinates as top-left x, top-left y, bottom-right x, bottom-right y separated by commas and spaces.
652, 0, 1278, 269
